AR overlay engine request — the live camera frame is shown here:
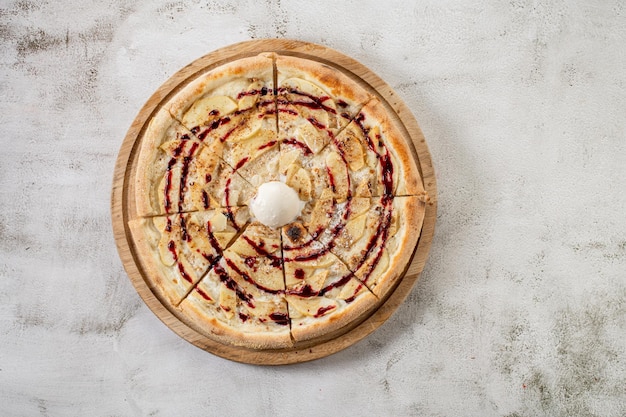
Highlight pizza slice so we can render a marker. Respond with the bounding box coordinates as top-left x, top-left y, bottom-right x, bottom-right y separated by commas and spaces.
333, 99, 426, 198
281, 222, 378, 343
164, 54, 279, 186
128, 207, 250, 306
275, 54, 372, 136
178, 221, 291, 349
134, 109, 255, 216
320, 196, 425, 300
